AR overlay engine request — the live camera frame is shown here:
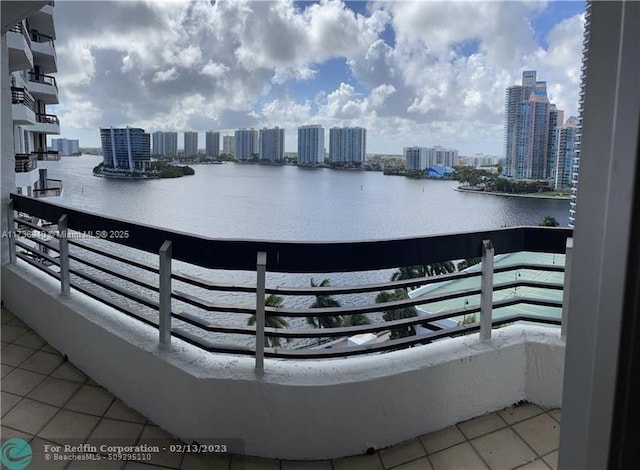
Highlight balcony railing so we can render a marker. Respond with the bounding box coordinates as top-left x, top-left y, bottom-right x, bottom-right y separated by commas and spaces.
31, 150, 60, 161
27, 71, 57, 88
32, 179, 63, 198
14, 154, 38, 173
10, 87, 36, 112
35, 113, 59, 125
9, 23, 31, 46
8, 194, 573, 367
29, 30, 55, 47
